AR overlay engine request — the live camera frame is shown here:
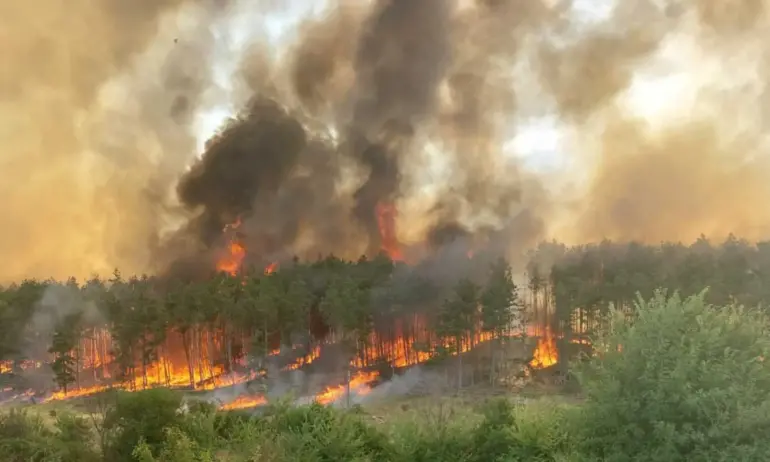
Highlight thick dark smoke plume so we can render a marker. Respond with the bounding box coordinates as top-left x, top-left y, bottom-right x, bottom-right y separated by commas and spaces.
178, 98, 307, 245
347, 0, 453, 254
168, 0, 553, 272
5, 0, 770, 282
